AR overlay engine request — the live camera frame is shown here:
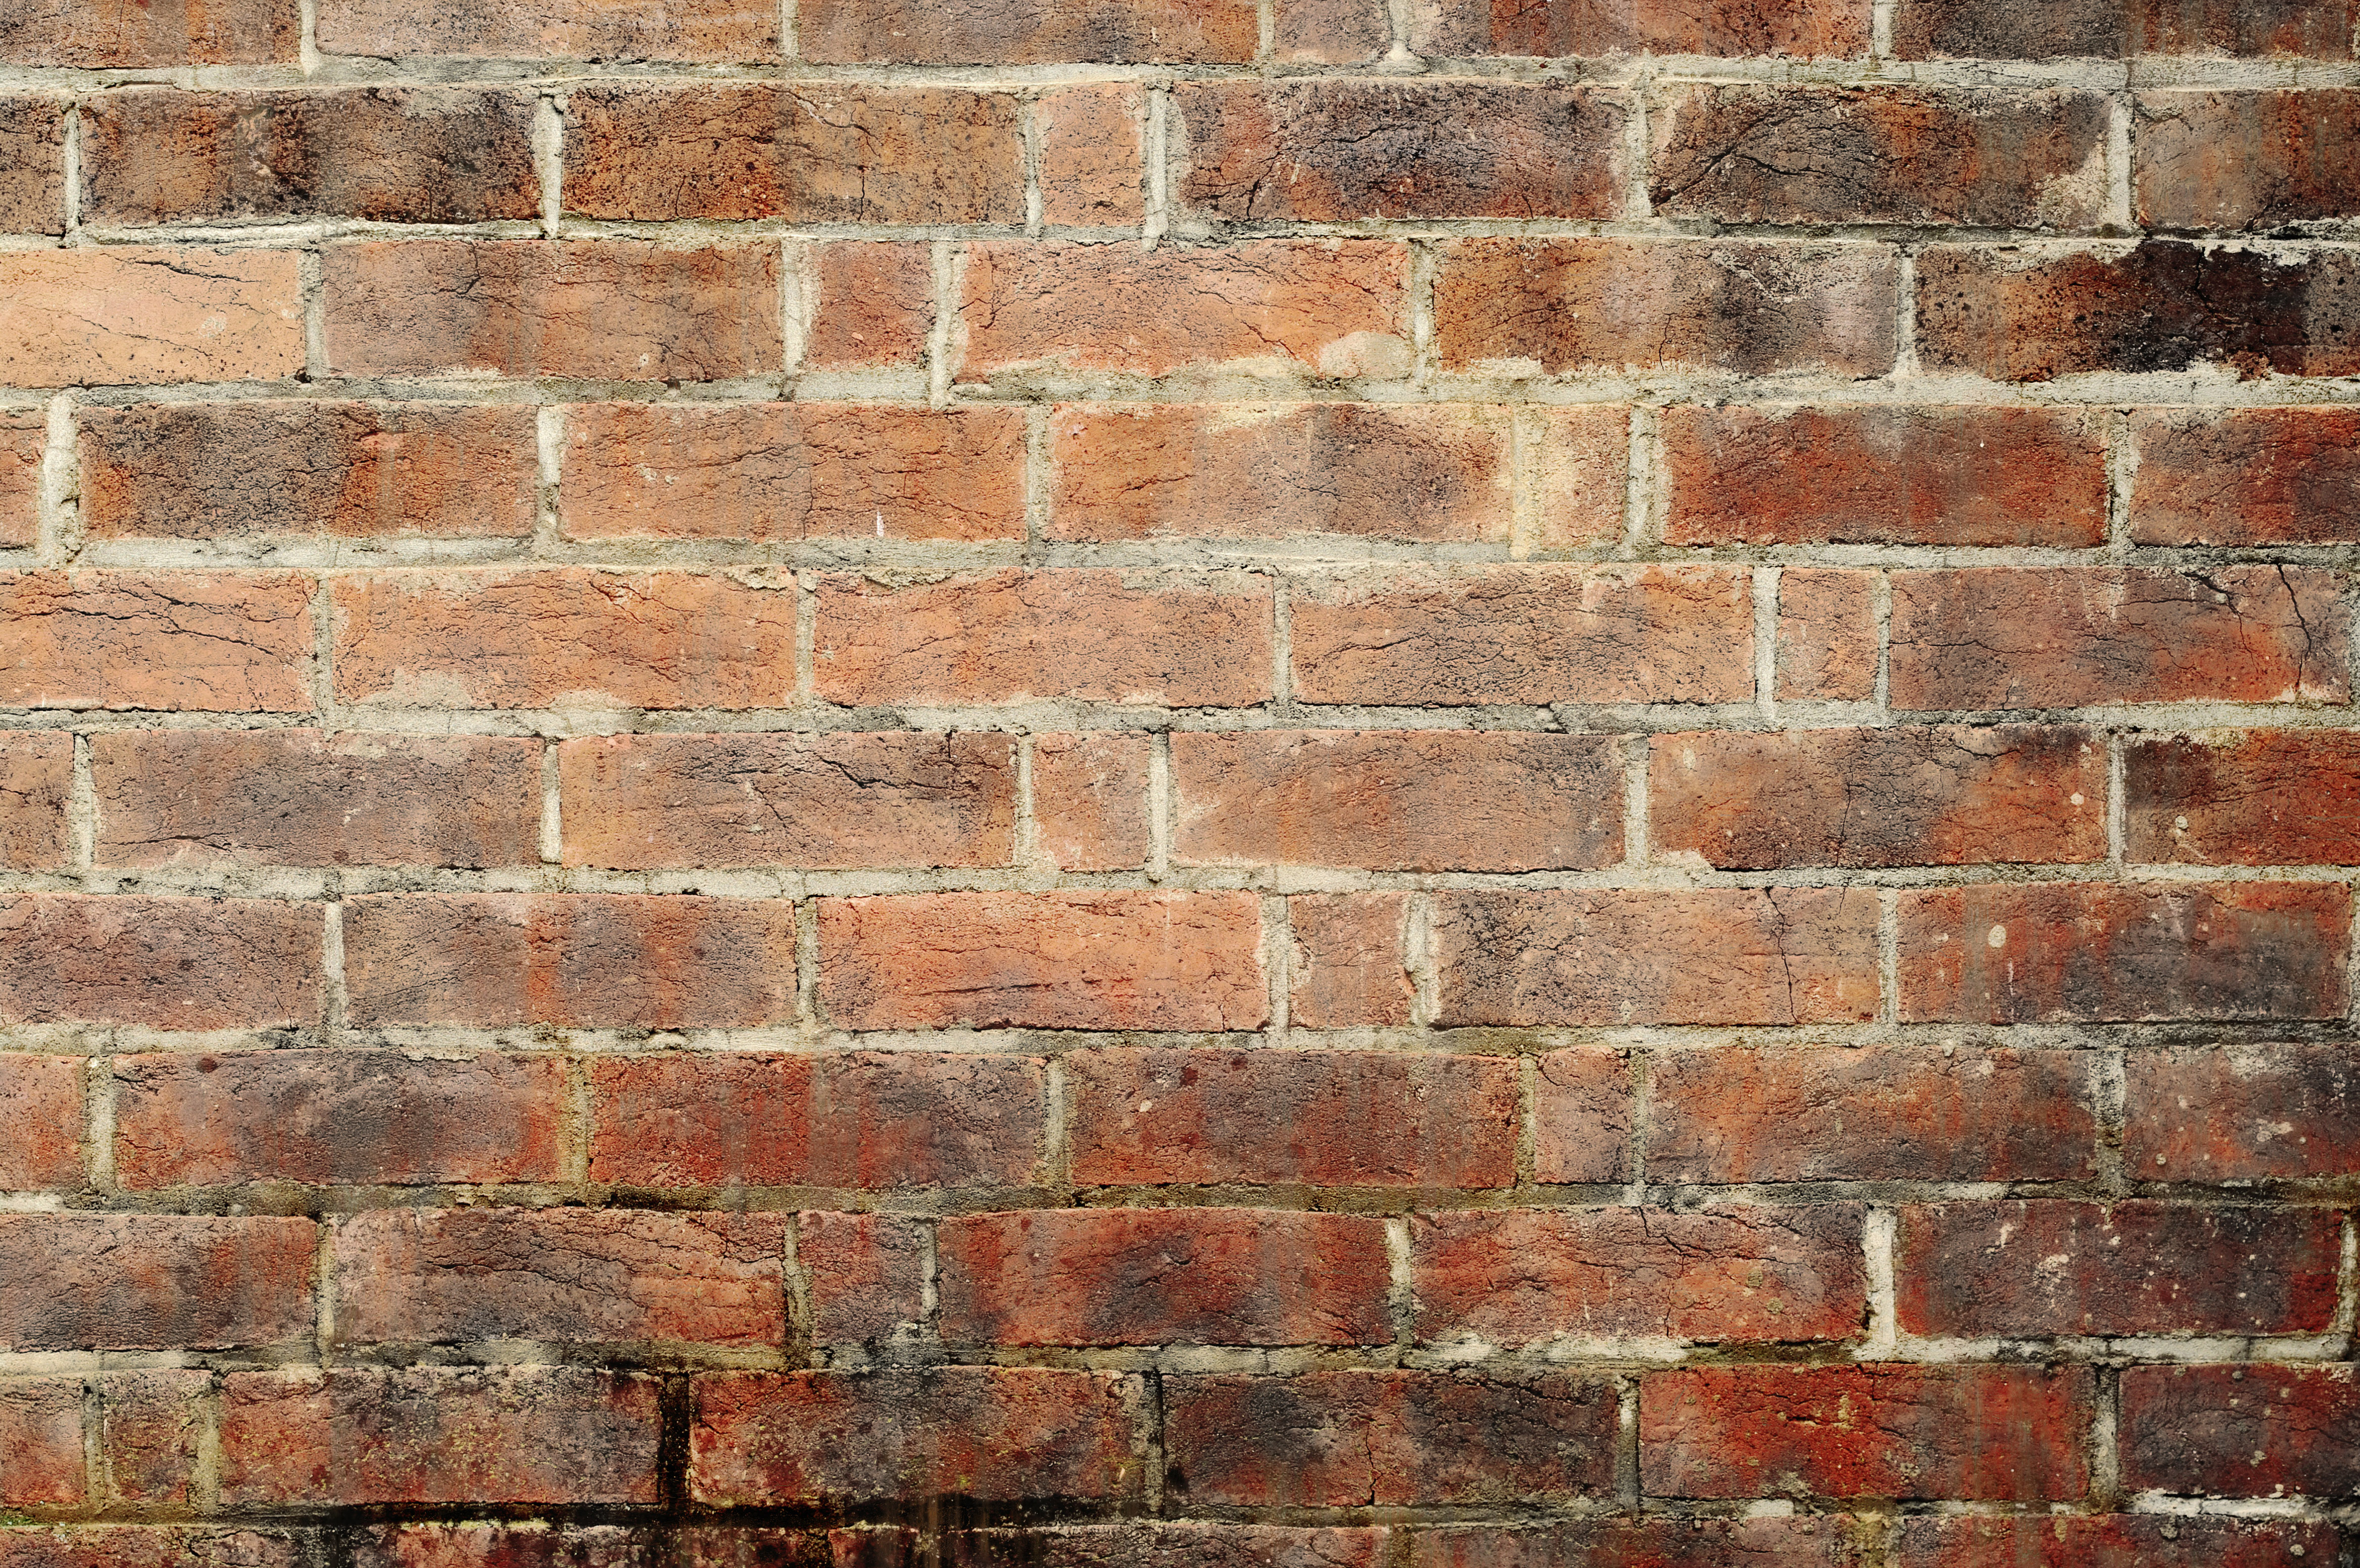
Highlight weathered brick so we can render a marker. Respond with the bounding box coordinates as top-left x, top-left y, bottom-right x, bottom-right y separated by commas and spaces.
1, 0, 295, 64
2130, 407, 2360, 544
562, 404, 1025, 543
0, 730, 71, 870
0, 895, 322, 1028
1887, 567, 2350, 709
2138, 90, 2360, 230
1175, 730, 1623, 872
1650, 1046, 2098, 1184
0, 1377, 83, 1504
1642, 1365, 2091, 1500
93, 730, 540, 868
1406, 1520, 1864, 1568
939, 1208, 1389, 1345
1436, 240, 1896, 376
1898, 881, 2350, 1022
1663, 406, 2107, 546
0, 571, 313, 711
817, 891, 1266, 1032
802, 0, 1254, 61
0, 1213, 316, 1351
1068, 1048, 1517, 1188
98, 1370, 207, 1506
1531, 1048, 1632, 1184
588, 1052, 1047, 1189
2129, 730, 2360, 866
114, 1050, 566, 1188
800, 1212, 924, 1342
798, 243, 933, 370
1032, 732, 1150, 872
0, 249, 302, 385
81, 403, 537, 541
2121, 1363, 2360, 1497
944, 1526, 1385, 1568
0, 1532, 305, 1568
1038, 86, 1145, 227
0, 1053, 81, 1189
1412, 0, 1869, 57
1894, 0, 2357, 59
316, 0, 777, 58
1650, 726, 2105, 869
690, 1368, 1143, 1504
1413, 1206, 1866, 1346
0, 97, 63, 234
0, 413, 40, 547
1166, 1372, 1617, 1506
1432, 889, 1880, 1026
1289, 892, 1413, 1027
2125, 1044, 2360, 1181
1896, 1516, 2341, 1568
326, 241, 780, 380
343, 894, 796, 1028
357, 1524, 661, 1568
1776, 568, 1878, 702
